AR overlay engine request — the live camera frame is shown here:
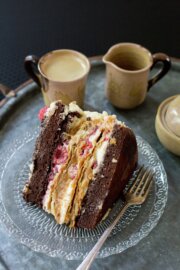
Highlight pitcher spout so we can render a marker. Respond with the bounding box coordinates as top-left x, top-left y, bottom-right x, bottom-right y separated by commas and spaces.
102, 50, 113, 65
103, 44, 121, 68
